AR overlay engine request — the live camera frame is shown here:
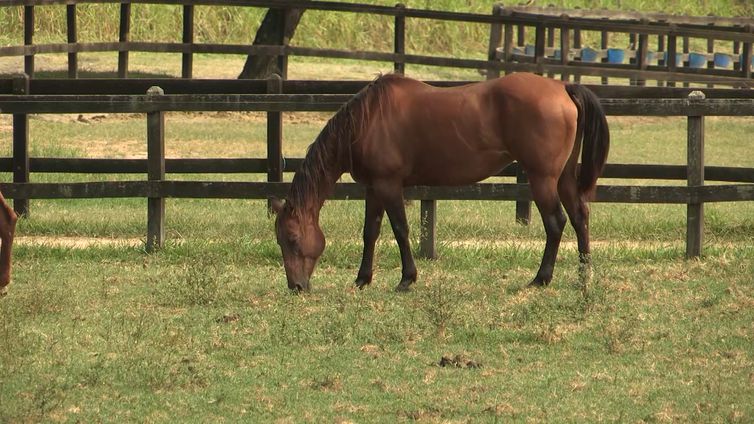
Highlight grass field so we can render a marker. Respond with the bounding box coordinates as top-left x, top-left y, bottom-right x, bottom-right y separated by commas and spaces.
1, 14, 754, 422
